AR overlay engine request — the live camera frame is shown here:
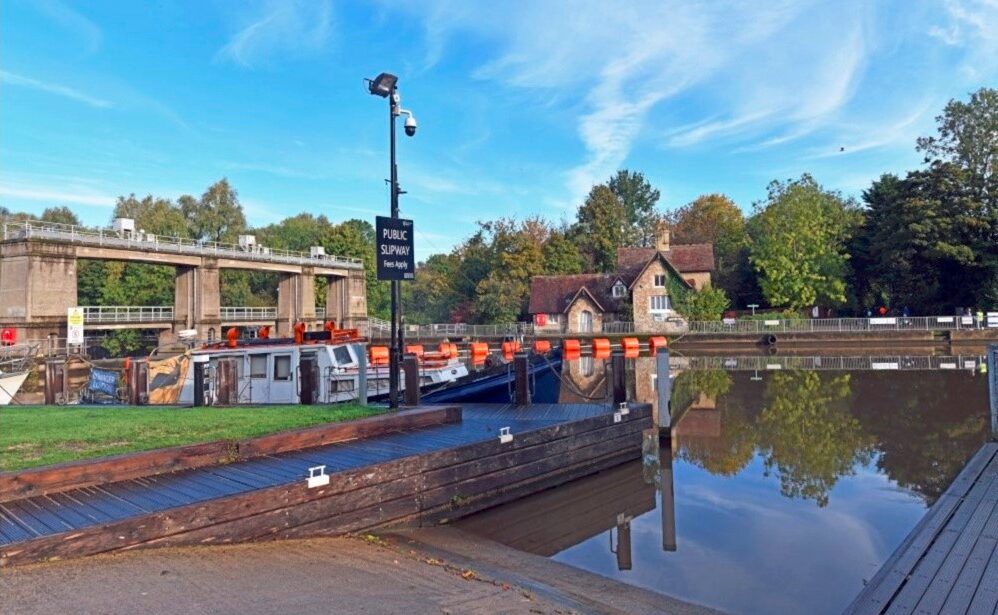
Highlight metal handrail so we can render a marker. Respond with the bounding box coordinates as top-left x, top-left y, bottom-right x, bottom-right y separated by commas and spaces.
685, 314, 995, 335
81, 305, 174, 323
2, 220, 363, 269
219, 306, 278, 320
